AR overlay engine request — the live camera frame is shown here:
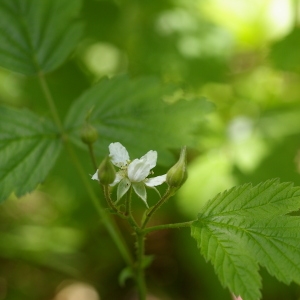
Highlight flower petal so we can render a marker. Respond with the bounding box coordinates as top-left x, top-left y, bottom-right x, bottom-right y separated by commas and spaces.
144, 174, 167, 187
91, 170, 99, 181
128, 159, 151, 182
132, 182, 148, 207
109, 142, 130, 168
140, 150, 157, 169
117, 178, 131, 202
